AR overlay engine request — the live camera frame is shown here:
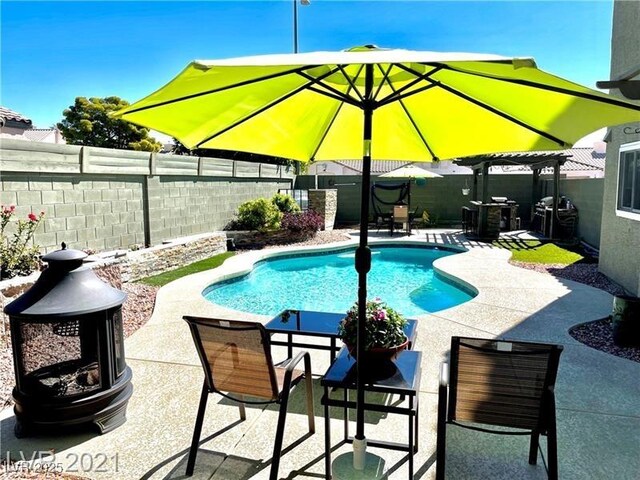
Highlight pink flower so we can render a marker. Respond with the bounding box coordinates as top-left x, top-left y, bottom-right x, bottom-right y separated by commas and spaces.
28, 213, 37, 222
10, 205, 15, 211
